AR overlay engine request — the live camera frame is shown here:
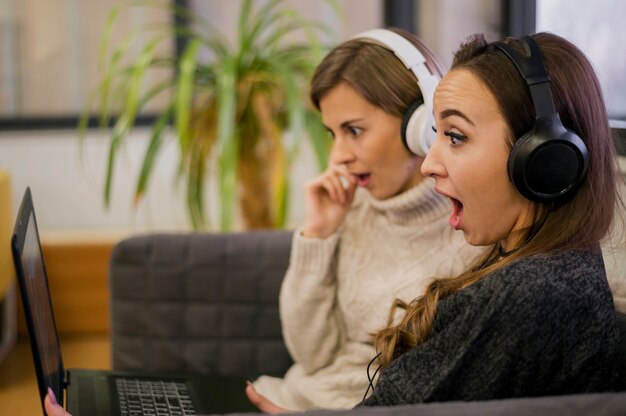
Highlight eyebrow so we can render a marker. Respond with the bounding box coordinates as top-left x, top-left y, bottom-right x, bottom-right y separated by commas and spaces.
439, 109, 474, 126
340, 118, 364, 128
322, 118, 364, 132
